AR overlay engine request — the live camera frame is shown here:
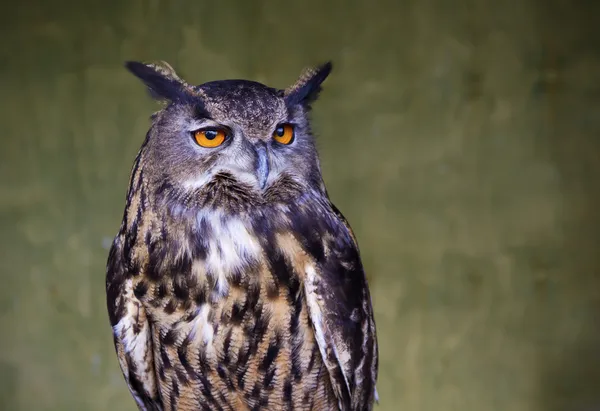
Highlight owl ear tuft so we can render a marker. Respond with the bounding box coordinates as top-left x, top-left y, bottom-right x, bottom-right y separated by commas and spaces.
284, 62, 332, 108
125, 61, 195, 103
